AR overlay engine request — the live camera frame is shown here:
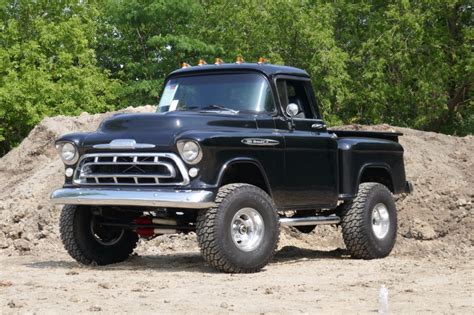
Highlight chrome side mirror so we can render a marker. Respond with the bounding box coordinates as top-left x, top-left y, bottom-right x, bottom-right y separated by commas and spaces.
286, 103, 300, 117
